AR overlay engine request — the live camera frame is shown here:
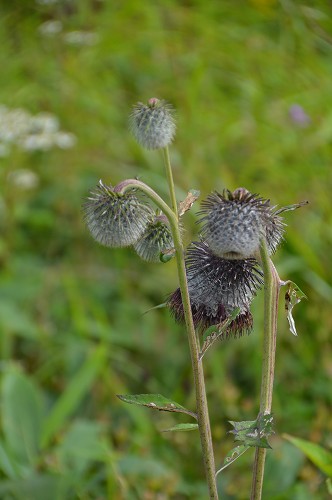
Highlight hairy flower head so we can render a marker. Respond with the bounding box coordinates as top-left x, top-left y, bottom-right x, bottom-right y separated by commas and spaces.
167, 240, 263, 338
83, 180, 153, 247
134, 214, 174, 263
198, 188, 284, 259
129, 98, 176, 150
168, 287, 253, 338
